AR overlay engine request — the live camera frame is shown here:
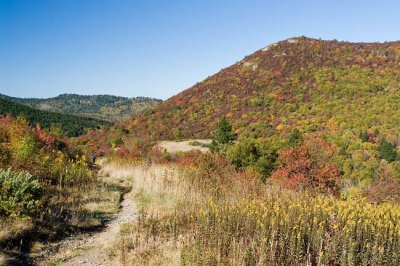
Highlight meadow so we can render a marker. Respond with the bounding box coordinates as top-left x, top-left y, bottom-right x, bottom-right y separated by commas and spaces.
111, 153, 400, 266
1, 113, 400, 265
